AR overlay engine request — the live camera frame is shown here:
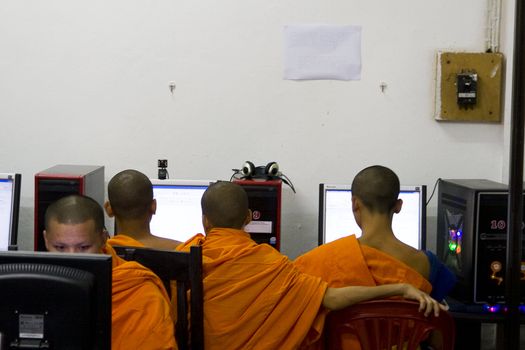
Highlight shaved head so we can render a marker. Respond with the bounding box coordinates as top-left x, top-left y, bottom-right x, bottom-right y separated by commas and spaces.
108, 169, 153, 220
45, 195, 105, 233
351, 165, 400, 214
201, 181, 249, 229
